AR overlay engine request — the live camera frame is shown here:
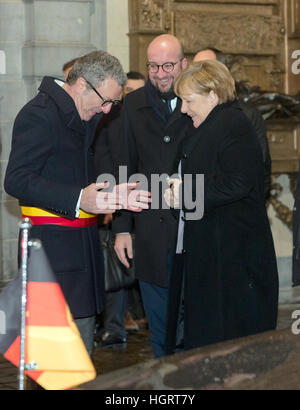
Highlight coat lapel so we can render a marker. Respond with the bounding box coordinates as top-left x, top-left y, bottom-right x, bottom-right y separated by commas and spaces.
39, 76, 102, 143
166, 98, 183, 128
182, 101, 239, 159
65, 111, 85, 136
